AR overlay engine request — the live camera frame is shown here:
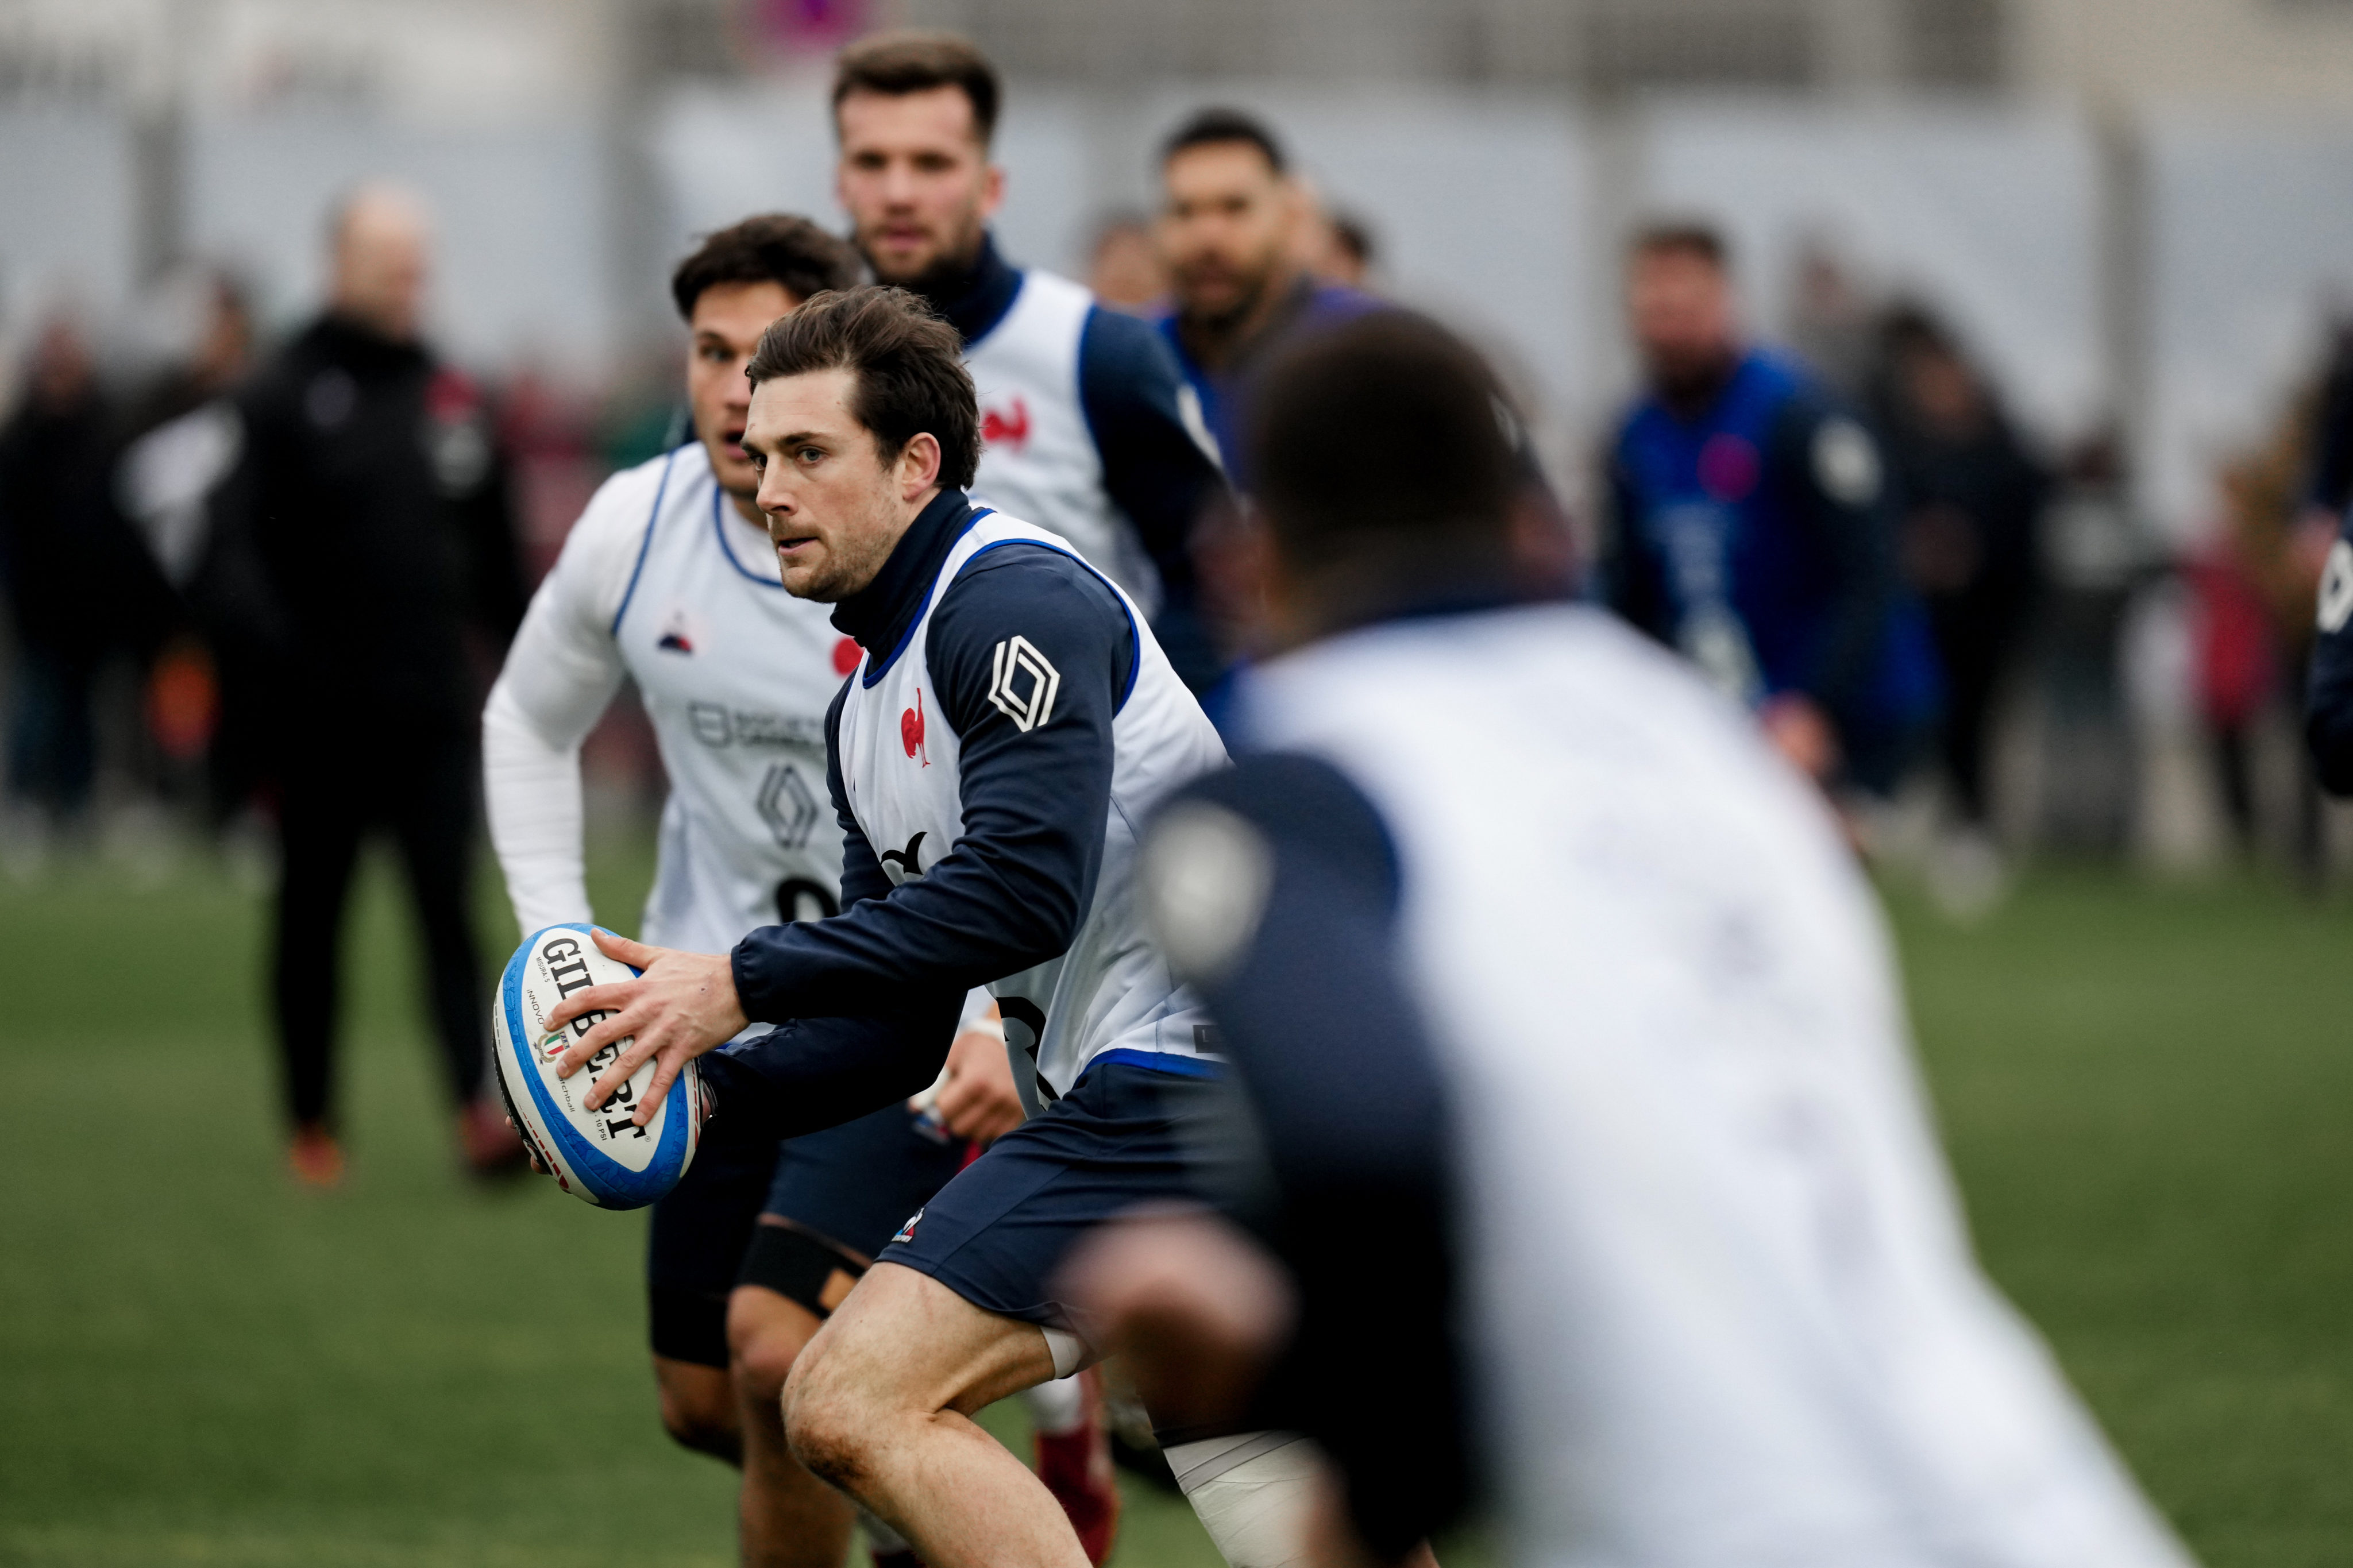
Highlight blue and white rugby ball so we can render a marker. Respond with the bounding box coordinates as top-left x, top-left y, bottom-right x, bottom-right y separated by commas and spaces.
491, 924, 703, 1210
